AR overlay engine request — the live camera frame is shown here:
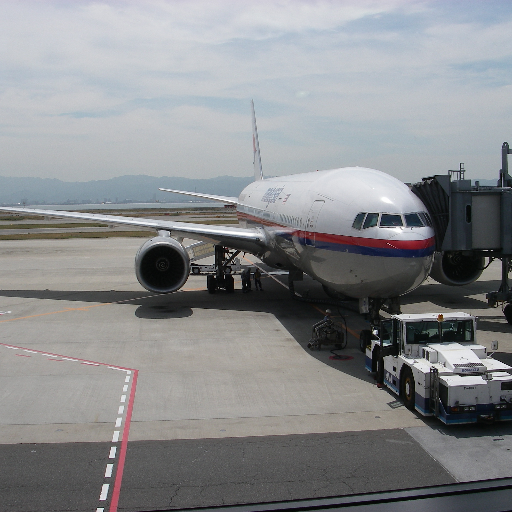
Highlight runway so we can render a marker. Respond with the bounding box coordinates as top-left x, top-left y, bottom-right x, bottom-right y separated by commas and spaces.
0, 238, 511, 511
